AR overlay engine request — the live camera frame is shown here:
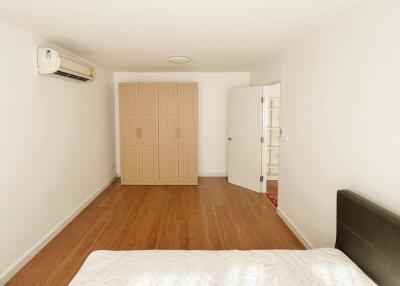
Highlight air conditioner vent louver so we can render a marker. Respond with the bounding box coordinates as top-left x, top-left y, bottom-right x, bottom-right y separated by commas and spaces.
37, 48, 95, 82
54, 70, 90, 82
